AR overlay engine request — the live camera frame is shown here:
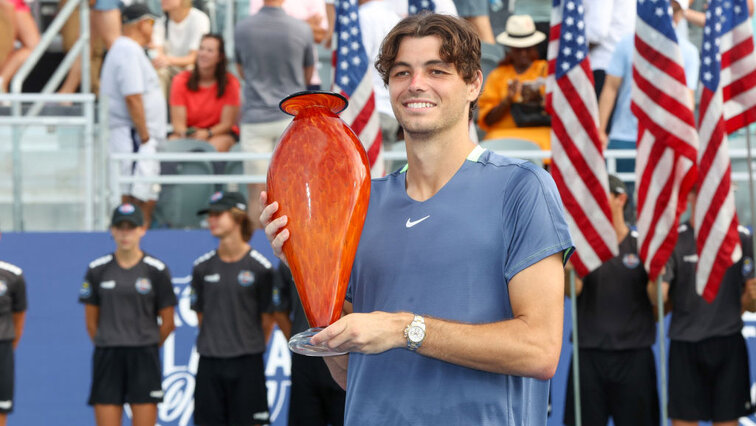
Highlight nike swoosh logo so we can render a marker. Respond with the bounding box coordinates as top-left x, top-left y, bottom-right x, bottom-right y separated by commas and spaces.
406, 215, 430, 228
